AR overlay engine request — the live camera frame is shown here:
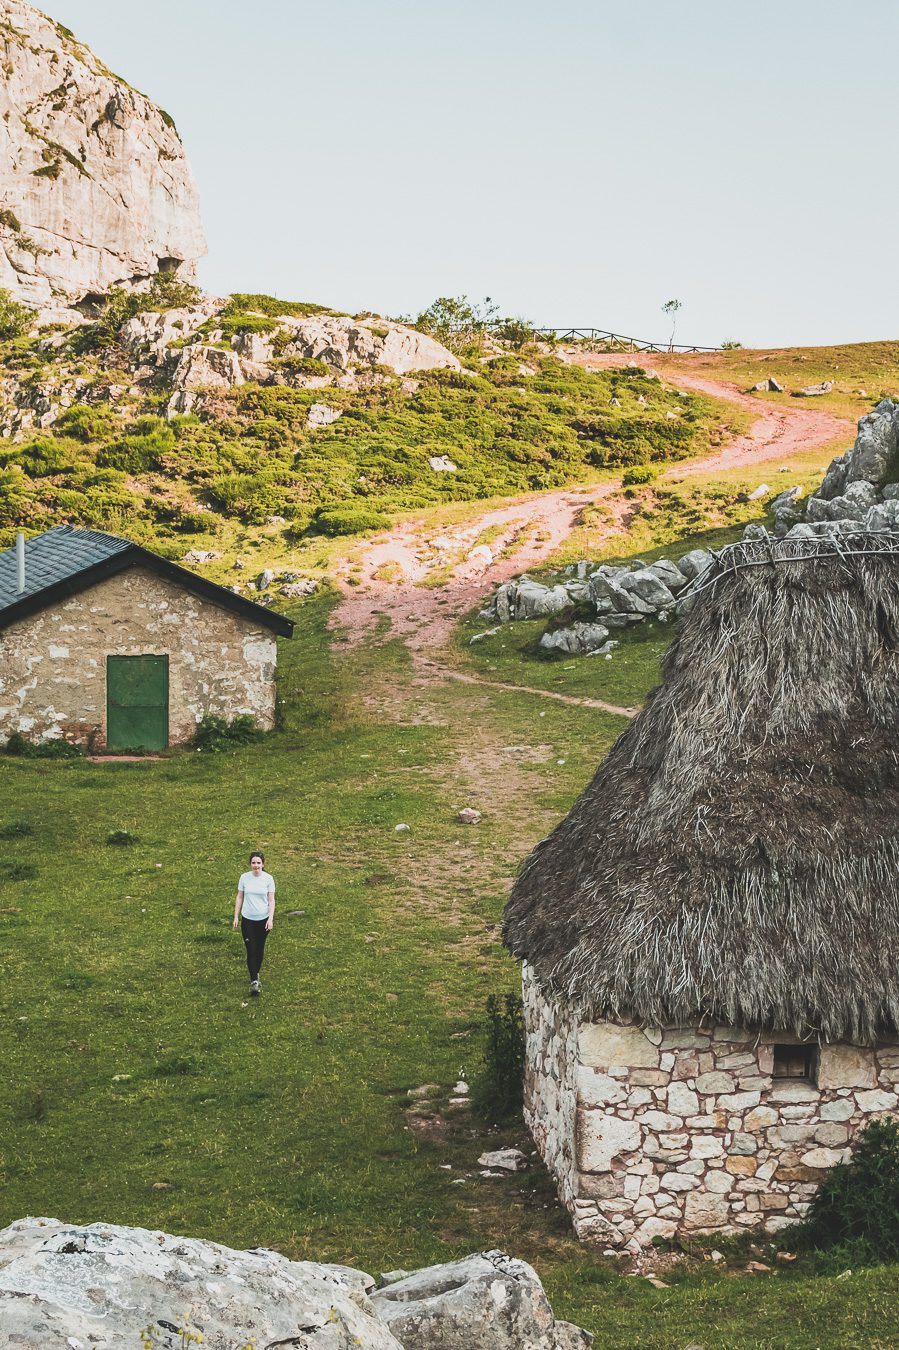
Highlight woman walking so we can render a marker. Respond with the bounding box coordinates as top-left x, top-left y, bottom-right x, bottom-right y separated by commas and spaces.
233, 851, 275, 996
